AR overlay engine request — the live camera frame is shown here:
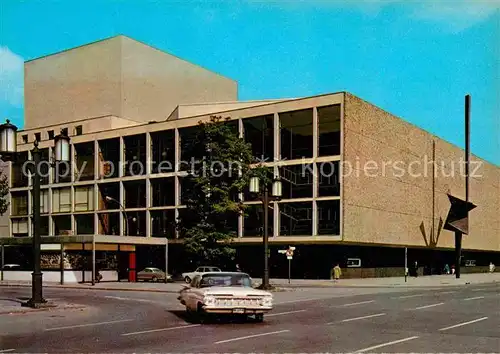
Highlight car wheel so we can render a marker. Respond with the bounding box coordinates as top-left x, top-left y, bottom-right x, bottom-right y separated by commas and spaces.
152, 276, 158, 282
184, 276, 191, 283
197, 303, 209, 324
